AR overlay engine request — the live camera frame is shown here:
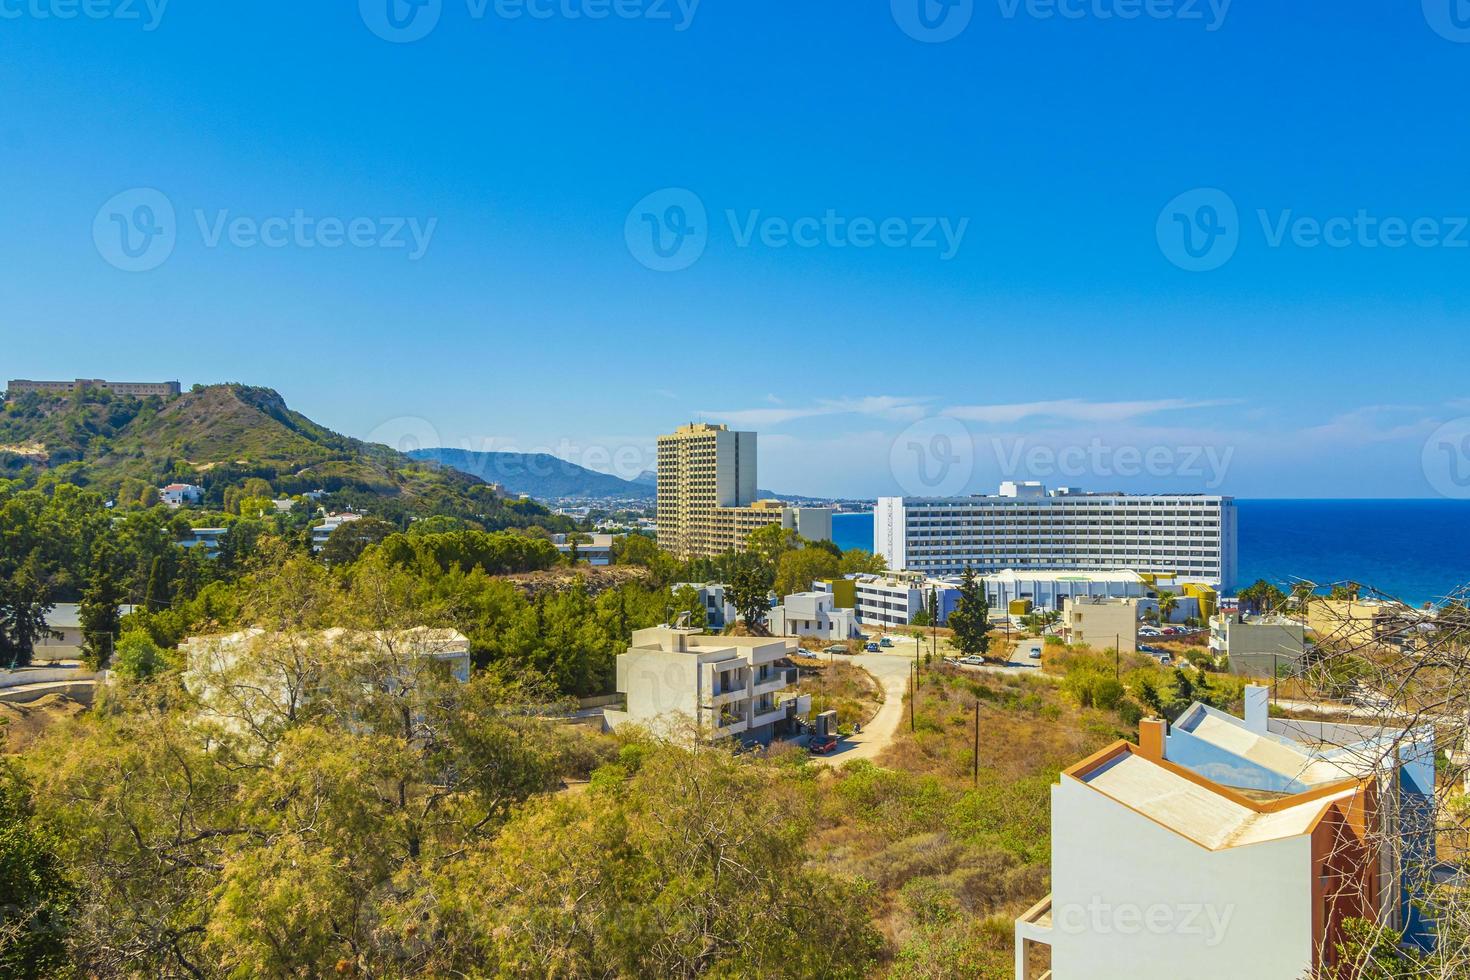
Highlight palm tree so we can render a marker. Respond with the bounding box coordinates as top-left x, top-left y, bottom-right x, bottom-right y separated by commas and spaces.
1158, 590, 1179, 624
